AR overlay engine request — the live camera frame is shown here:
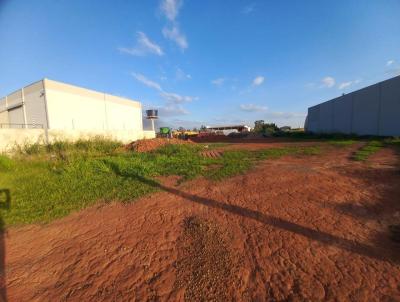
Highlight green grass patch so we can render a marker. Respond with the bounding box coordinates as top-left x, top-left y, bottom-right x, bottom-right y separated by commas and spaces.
328, 139, 357, 146
0, 140, 320, 227
352, 140, 383, 161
